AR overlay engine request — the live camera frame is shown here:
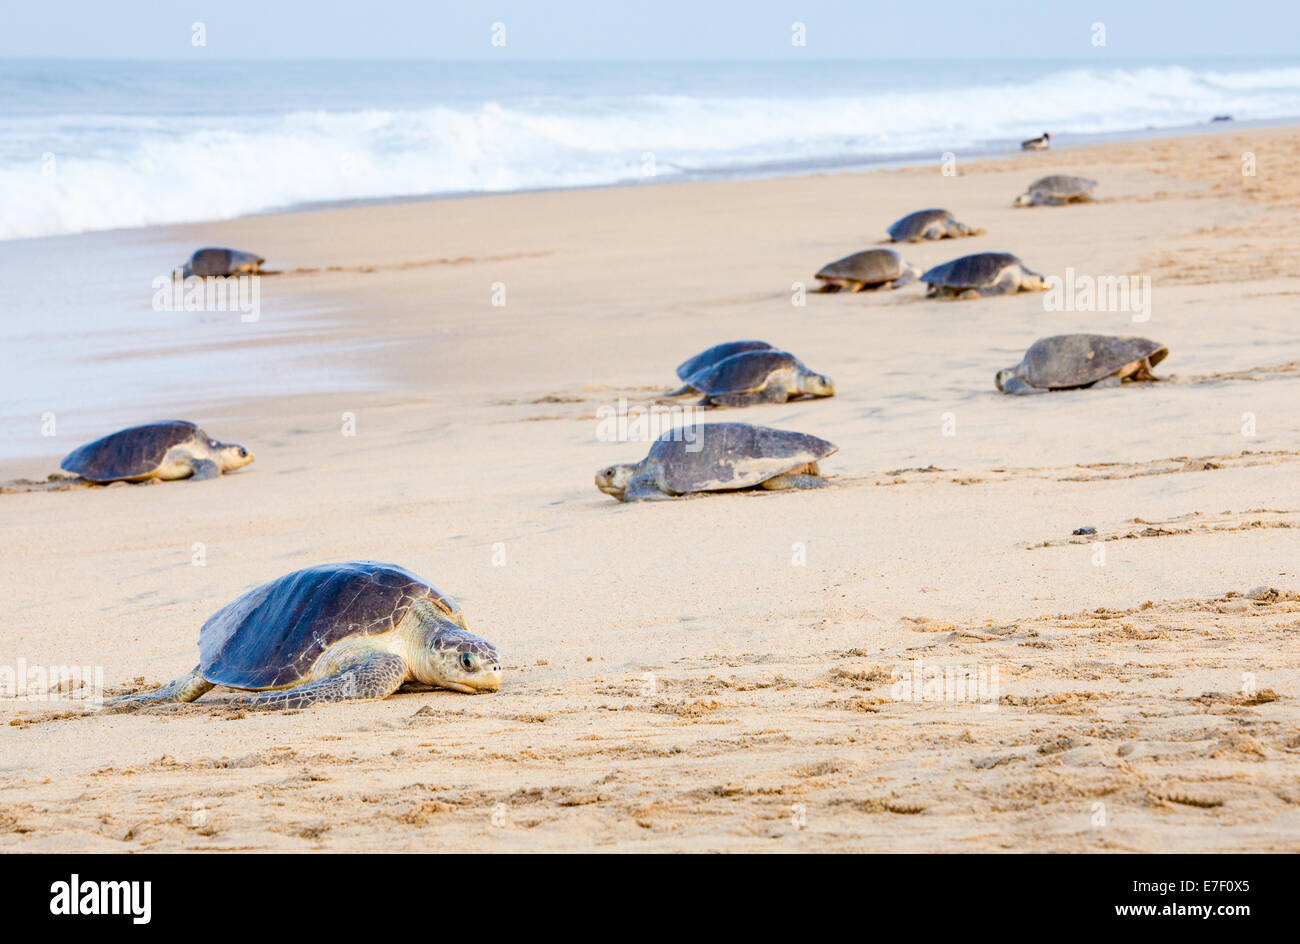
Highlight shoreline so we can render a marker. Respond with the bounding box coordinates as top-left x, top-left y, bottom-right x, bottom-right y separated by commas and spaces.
5, 116, 1296, 250
5, 120, 1299, 474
